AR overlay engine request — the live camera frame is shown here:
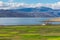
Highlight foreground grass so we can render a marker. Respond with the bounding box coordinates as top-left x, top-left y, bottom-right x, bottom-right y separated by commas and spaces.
0, 25, 60, 40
